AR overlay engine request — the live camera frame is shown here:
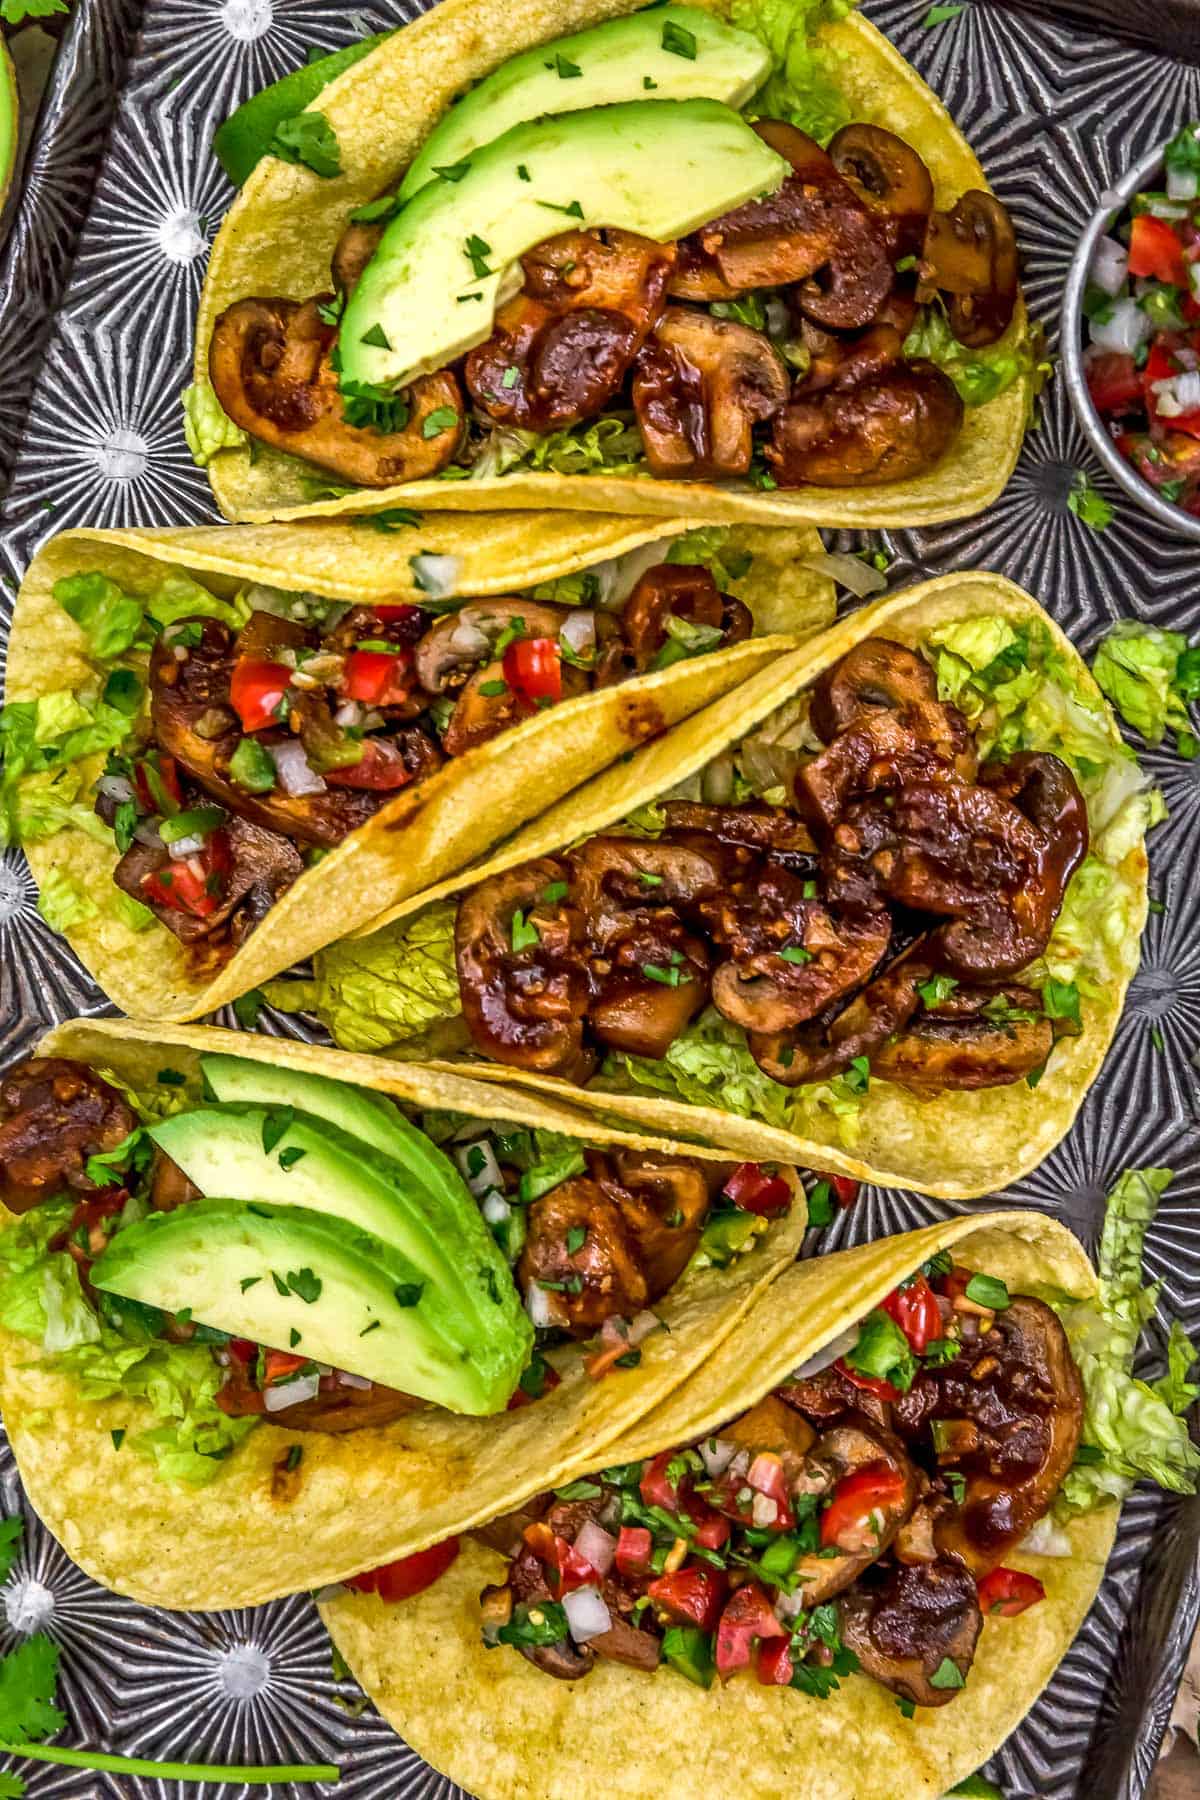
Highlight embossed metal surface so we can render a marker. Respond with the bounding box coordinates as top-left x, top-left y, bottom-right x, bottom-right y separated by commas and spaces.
0, 2, 1198, 1795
